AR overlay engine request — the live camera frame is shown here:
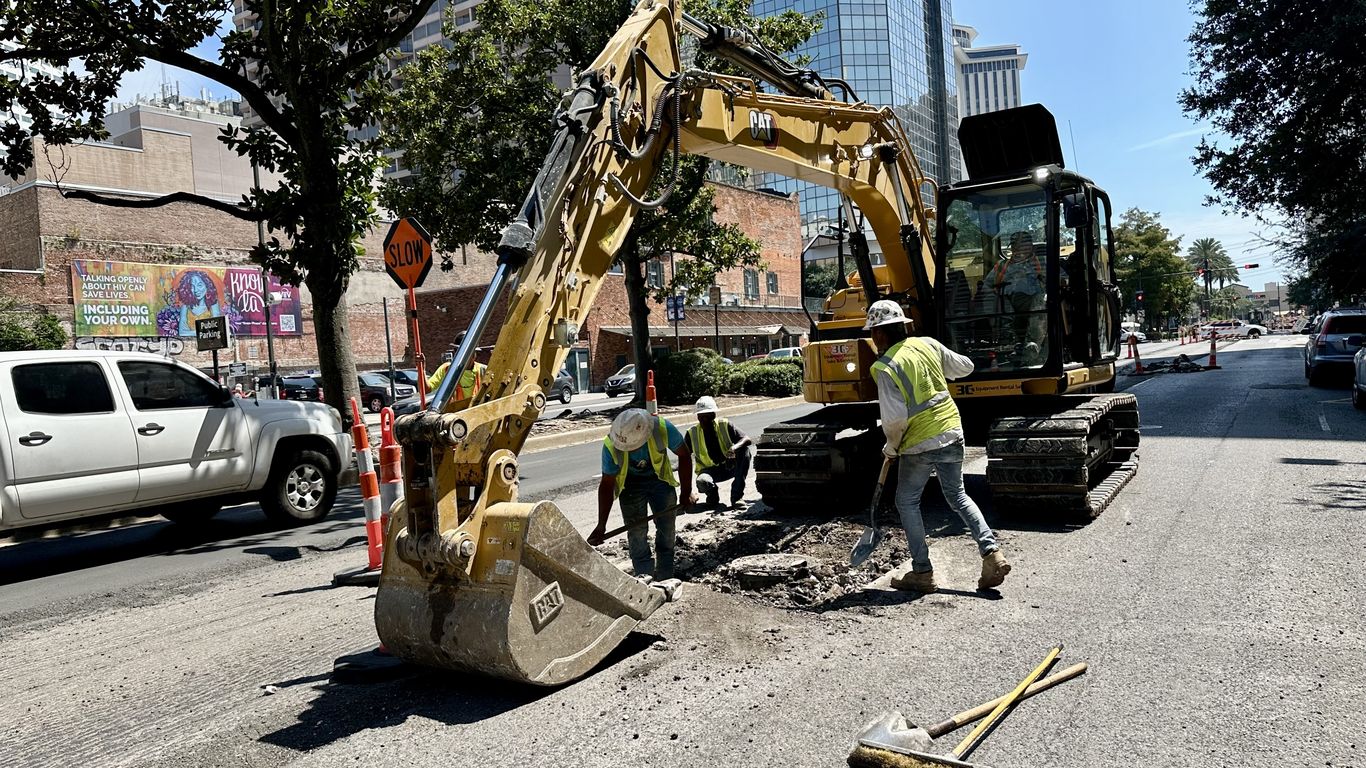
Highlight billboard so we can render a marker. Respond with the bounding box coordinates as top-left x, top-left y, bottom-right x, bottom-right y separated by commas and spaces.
71, 260, 304, 338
